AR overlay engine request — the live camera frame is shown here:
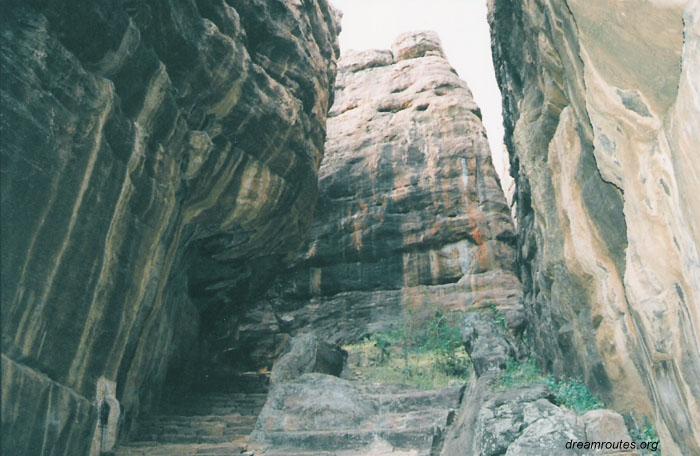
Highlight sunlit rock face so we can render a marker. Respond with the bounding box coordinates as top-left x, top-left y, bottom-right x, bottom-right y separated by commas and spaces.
0, 1, 339, 454
489, 0, 700, 453
231, 31, 523, 368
